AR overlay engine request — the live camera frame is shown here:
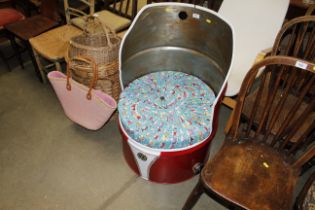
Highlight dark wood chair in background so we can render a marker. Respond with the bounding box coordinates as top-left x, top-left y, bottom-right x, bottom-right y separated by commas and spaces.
224, 14, 315, 135
13, 0, 41, 17
182, 56, 315, 210
68, 0, 138, 34
0, 0, 25, 70
4, 0, 60, 81
271, 15, 314, 61
239, 16, 315, 145
265, 15, 314, 174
